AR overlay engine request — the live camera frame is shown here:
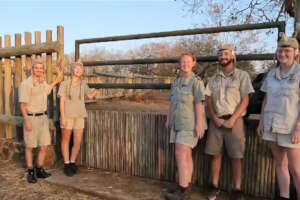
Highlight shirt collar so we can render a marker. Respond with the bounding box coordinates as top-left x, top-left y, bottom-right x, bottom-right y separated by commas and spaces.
274, 63, 296, 80
180, 72, 195, 87
217, 68, 237, 78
